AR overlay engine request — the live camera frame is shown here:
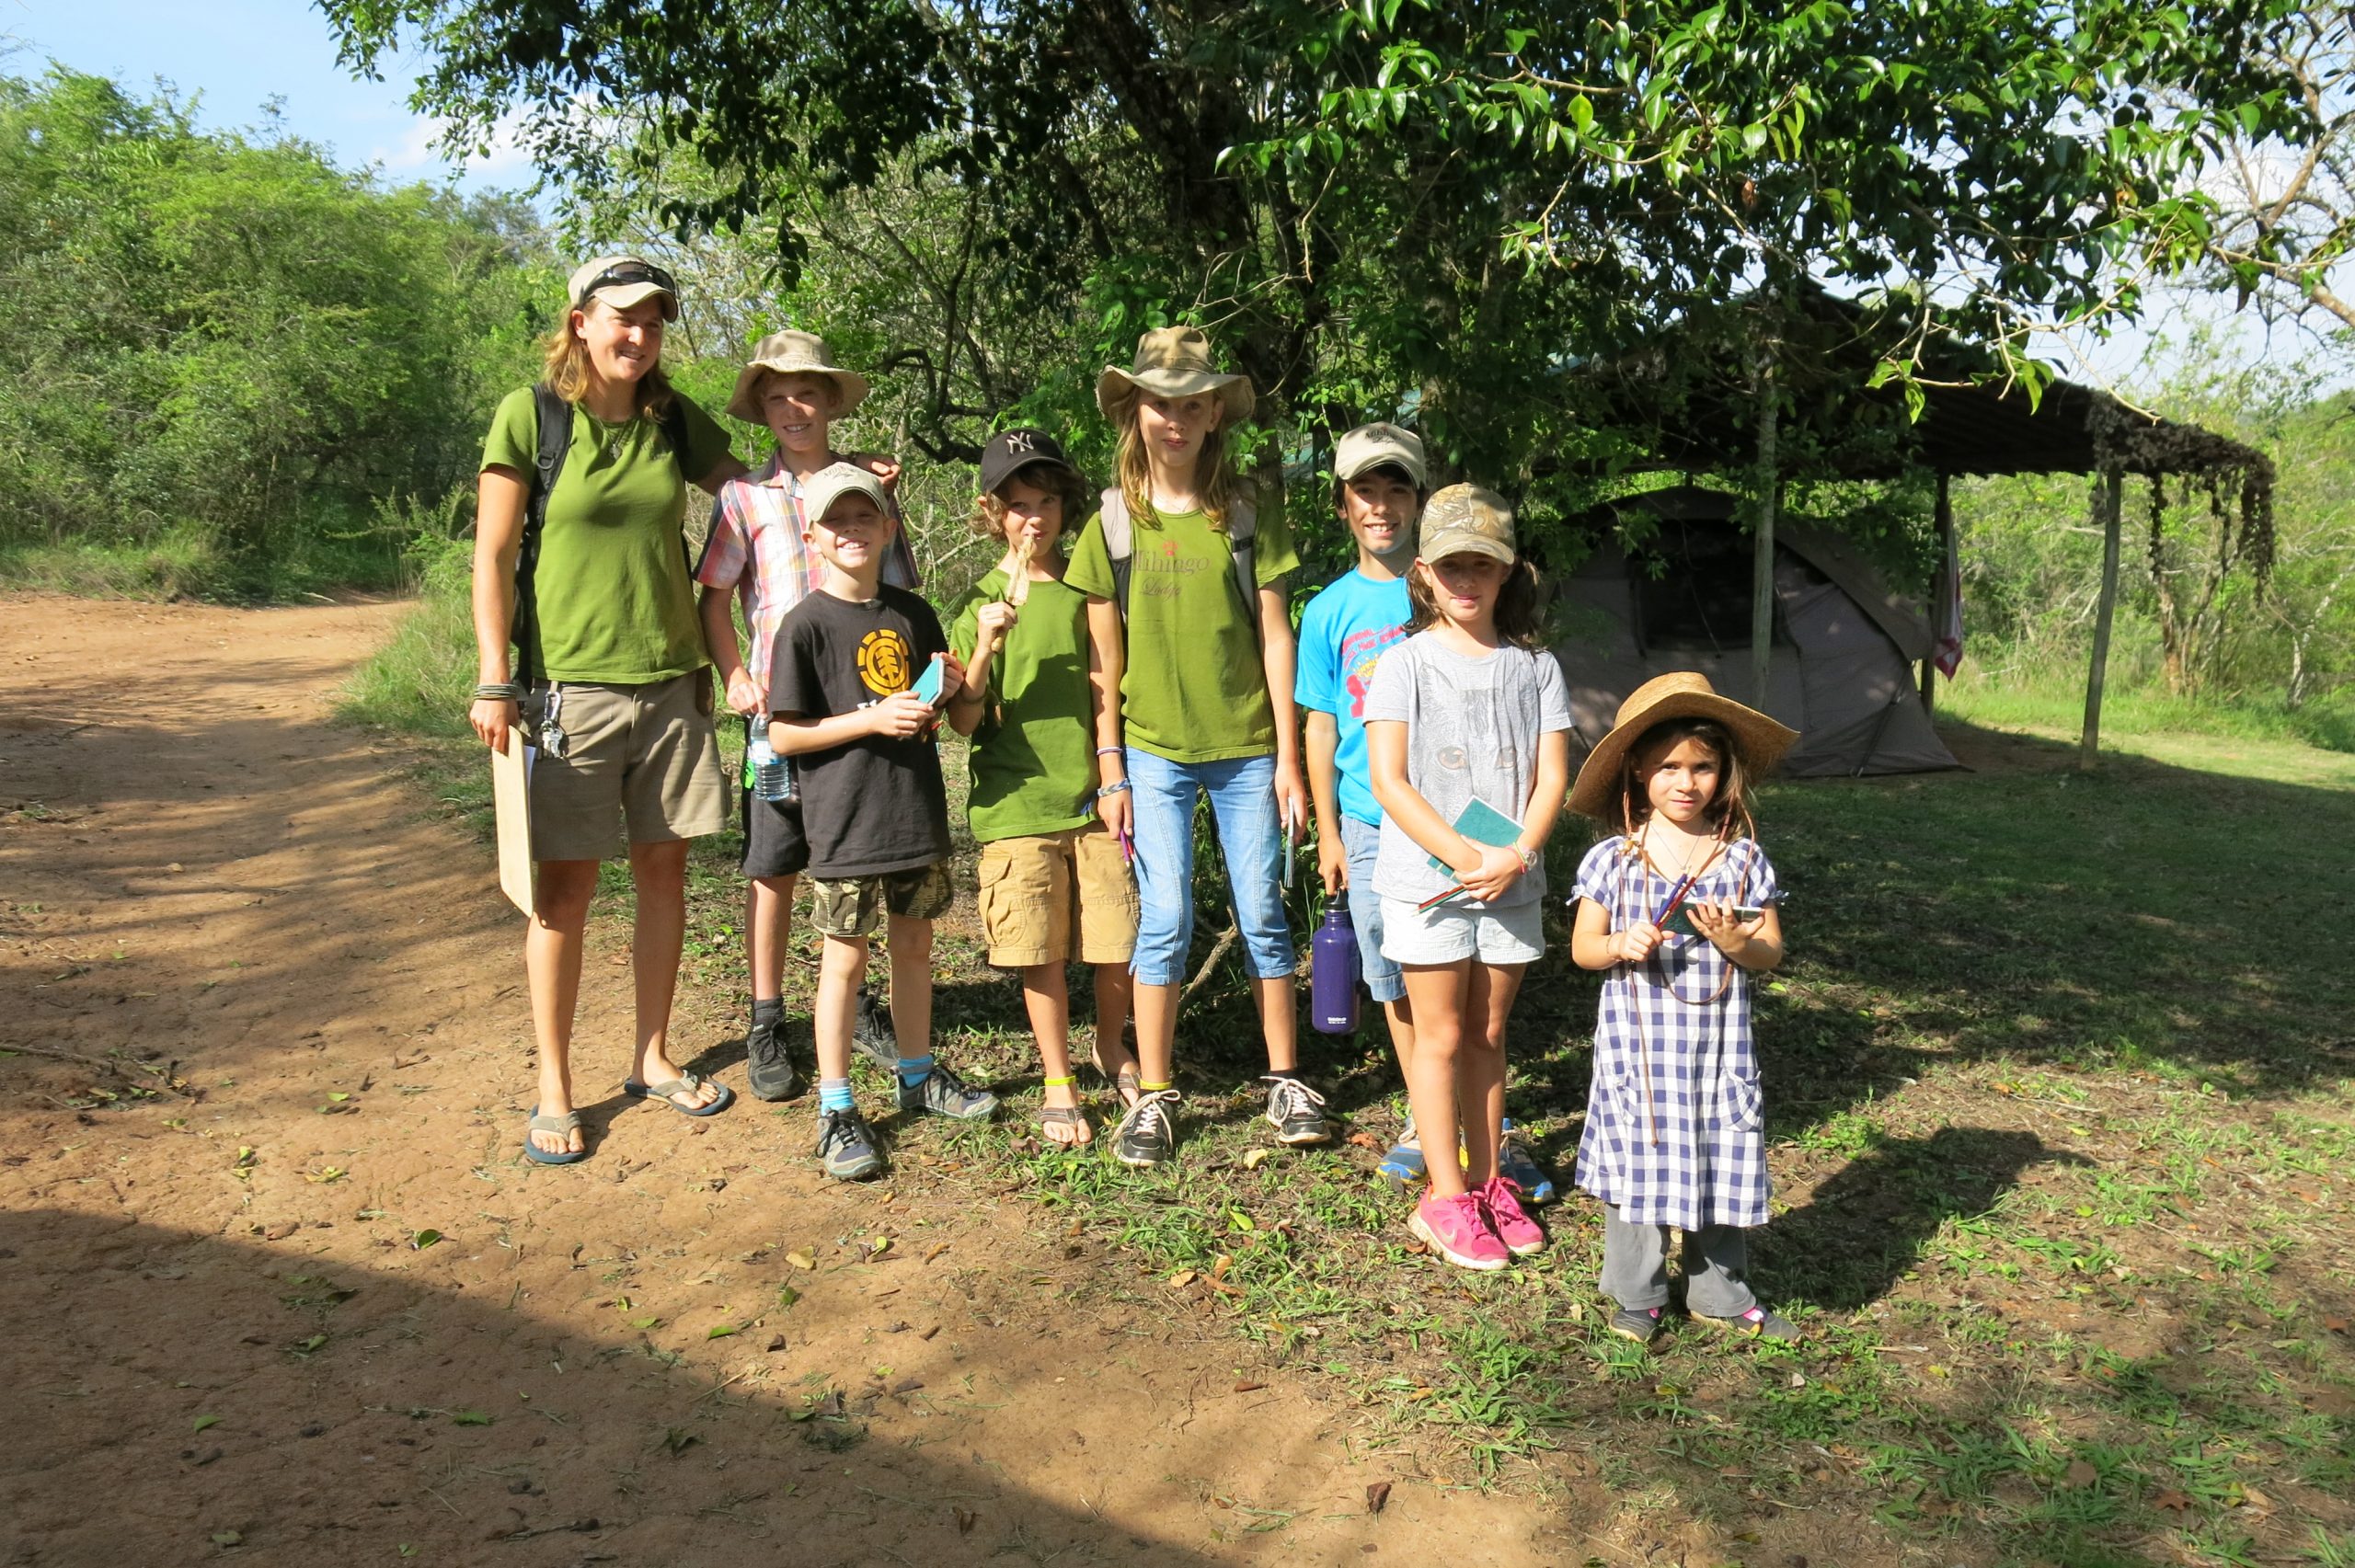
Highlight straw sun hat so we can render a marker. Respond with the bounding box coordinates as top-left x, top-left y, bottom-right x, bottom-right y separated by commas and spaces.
1568, 672, 1799, 820
725, 329, 872, 423
1095, 326, 1255, 423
